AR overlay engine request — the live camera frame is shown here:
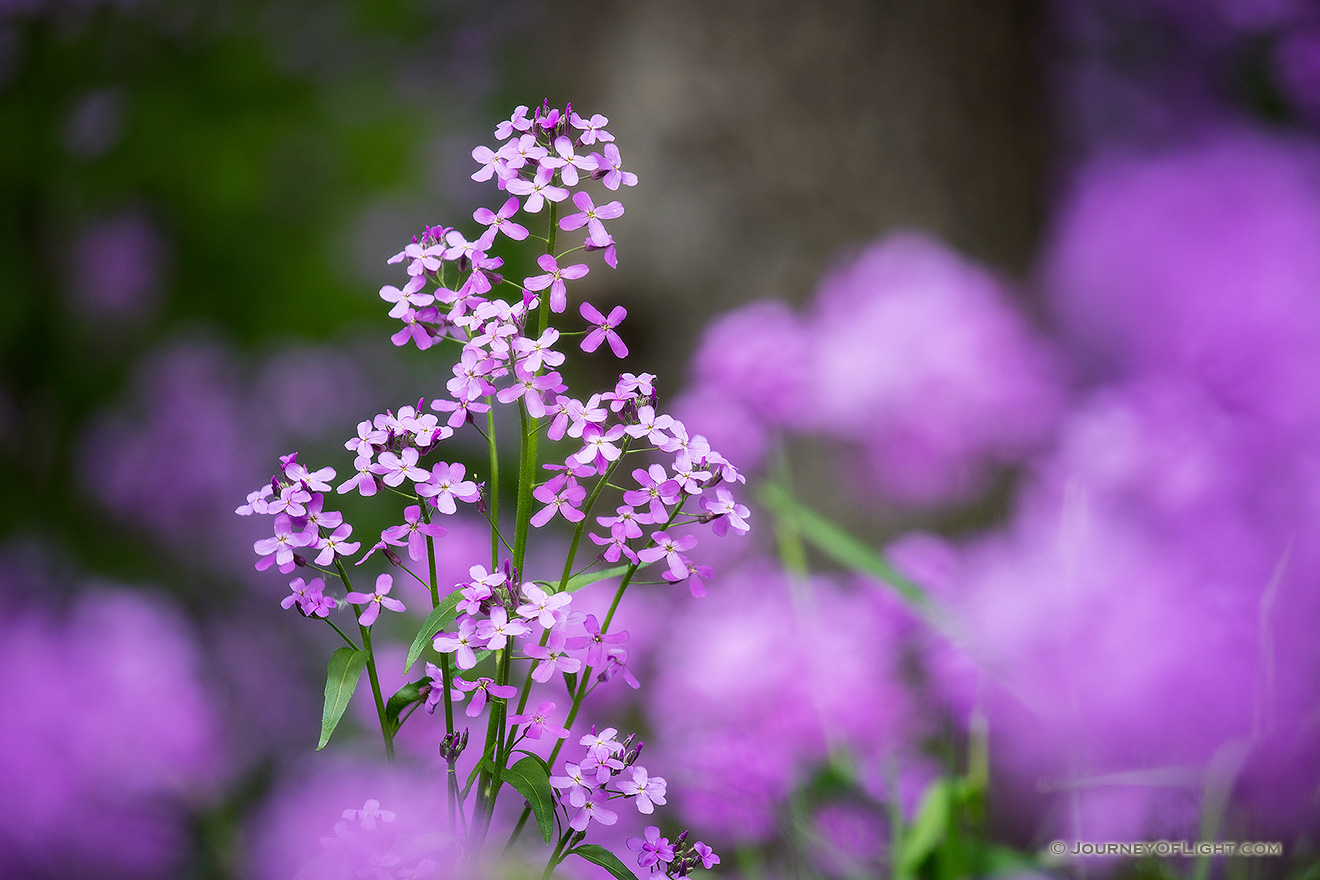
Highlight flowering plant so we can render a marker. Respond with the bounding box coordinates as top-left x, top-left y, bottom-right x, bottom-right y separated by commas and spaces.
237, 101, 748, 878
